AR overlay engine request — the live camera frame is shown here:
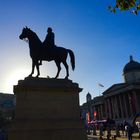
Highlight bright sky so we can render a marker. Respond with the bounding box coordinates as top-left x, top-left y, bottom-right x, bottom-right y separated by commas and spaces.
0, 0, 140, 105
